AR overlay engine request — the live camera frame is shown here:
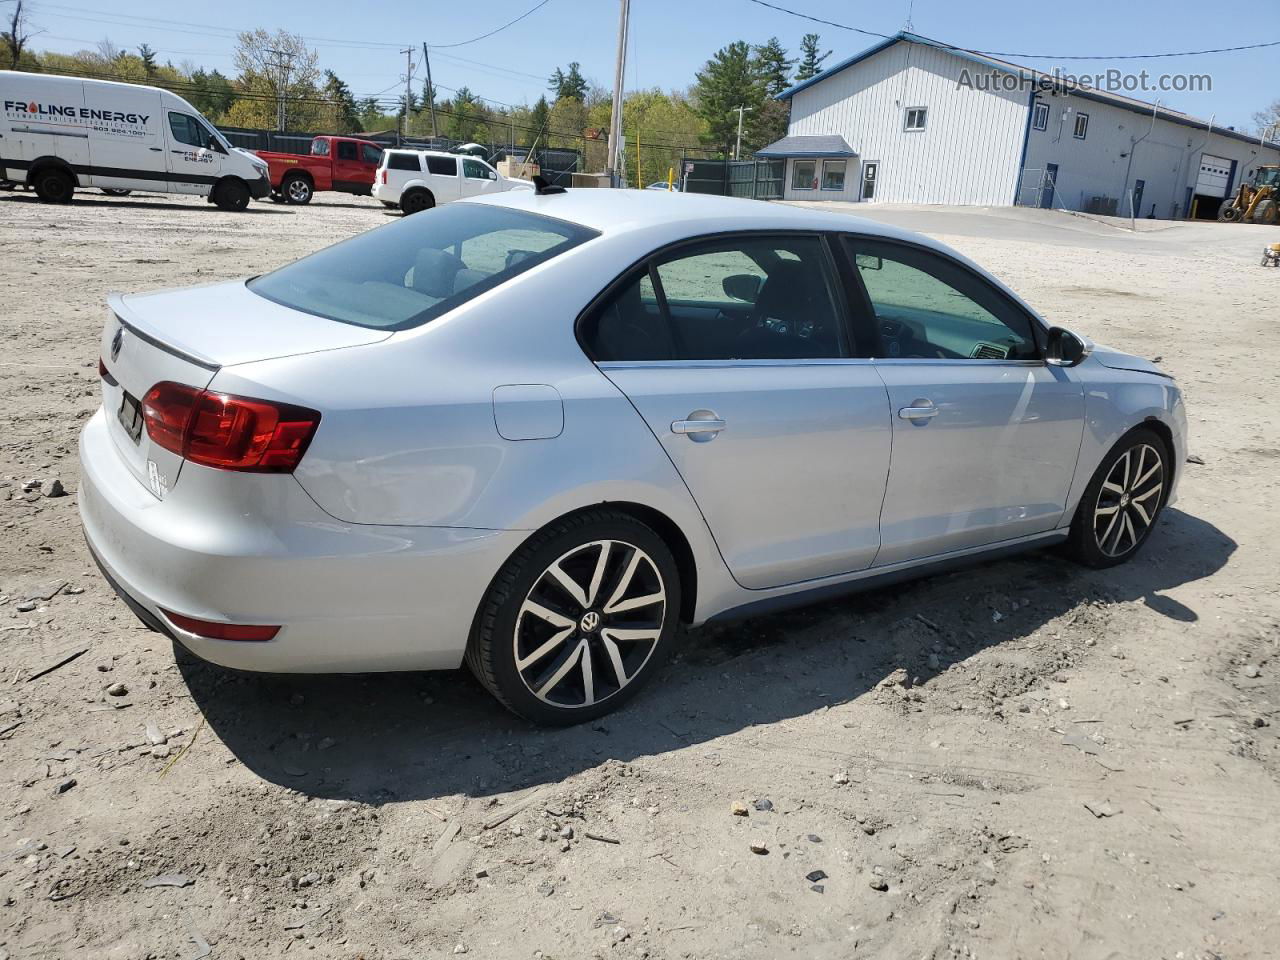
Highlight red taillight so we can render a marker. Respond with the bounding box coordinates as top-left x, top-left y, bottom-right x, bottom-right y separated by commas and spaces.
142, 381, 320, 473
162, 609, 280, 642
